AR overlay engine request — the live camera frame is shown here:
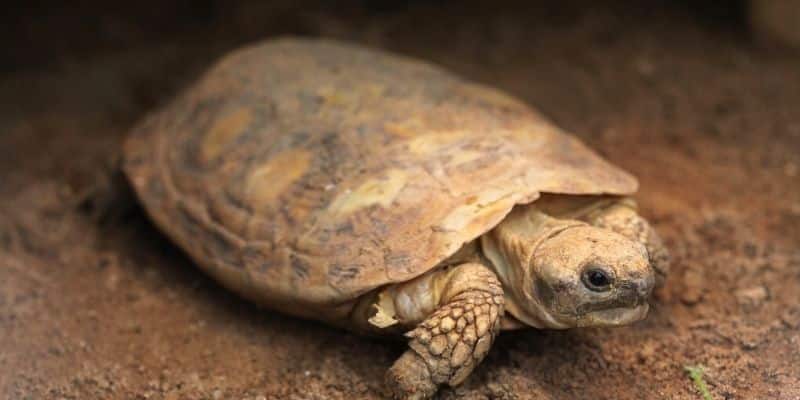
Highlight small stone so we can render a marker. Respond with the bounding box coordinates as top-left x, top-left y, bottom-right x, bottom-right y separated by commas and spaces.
680, 268, 704, 305
97, 377, 111, 390
637, 341, 657, 362
486, 382, 508, 398
741, 338, 760, 350
780, 307, 800, 328
735, 286, 768, 308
